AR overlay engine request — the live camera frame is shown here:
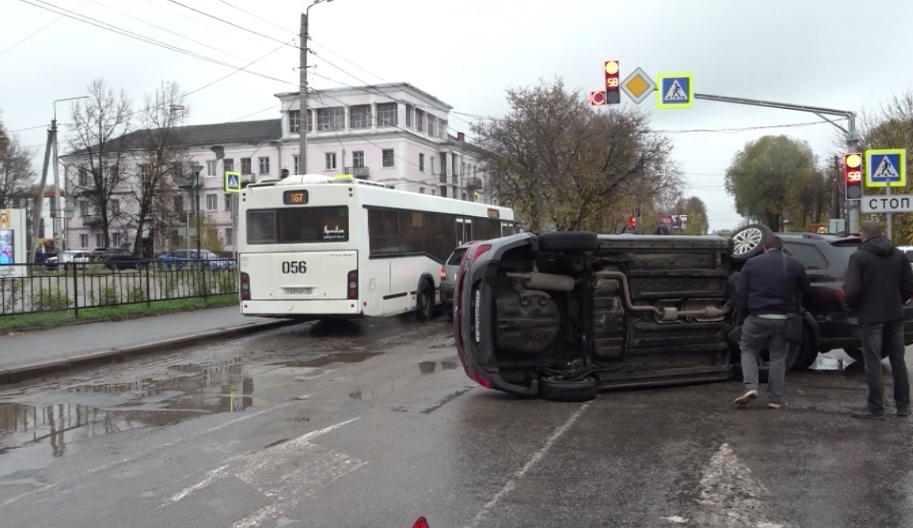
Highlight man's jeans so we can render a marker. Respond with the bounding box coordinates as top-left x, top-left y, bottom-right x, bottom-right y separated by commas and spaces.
859, 320, 910, 415
740, 315, 788, 402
